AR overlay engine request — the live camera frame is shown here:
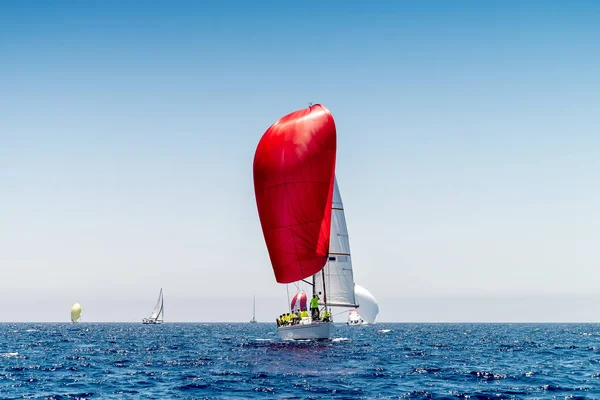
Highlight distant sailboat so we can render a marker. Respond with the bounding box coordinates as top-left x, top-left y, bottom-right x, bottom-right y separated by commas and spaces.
254, 104, 357, 340
250, 295, 257, 323
353, 284, 379, 324
347, 285, 379, 325
70, 303, 82, 323
142, 289, 164, 324
347, 309, 364, 325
